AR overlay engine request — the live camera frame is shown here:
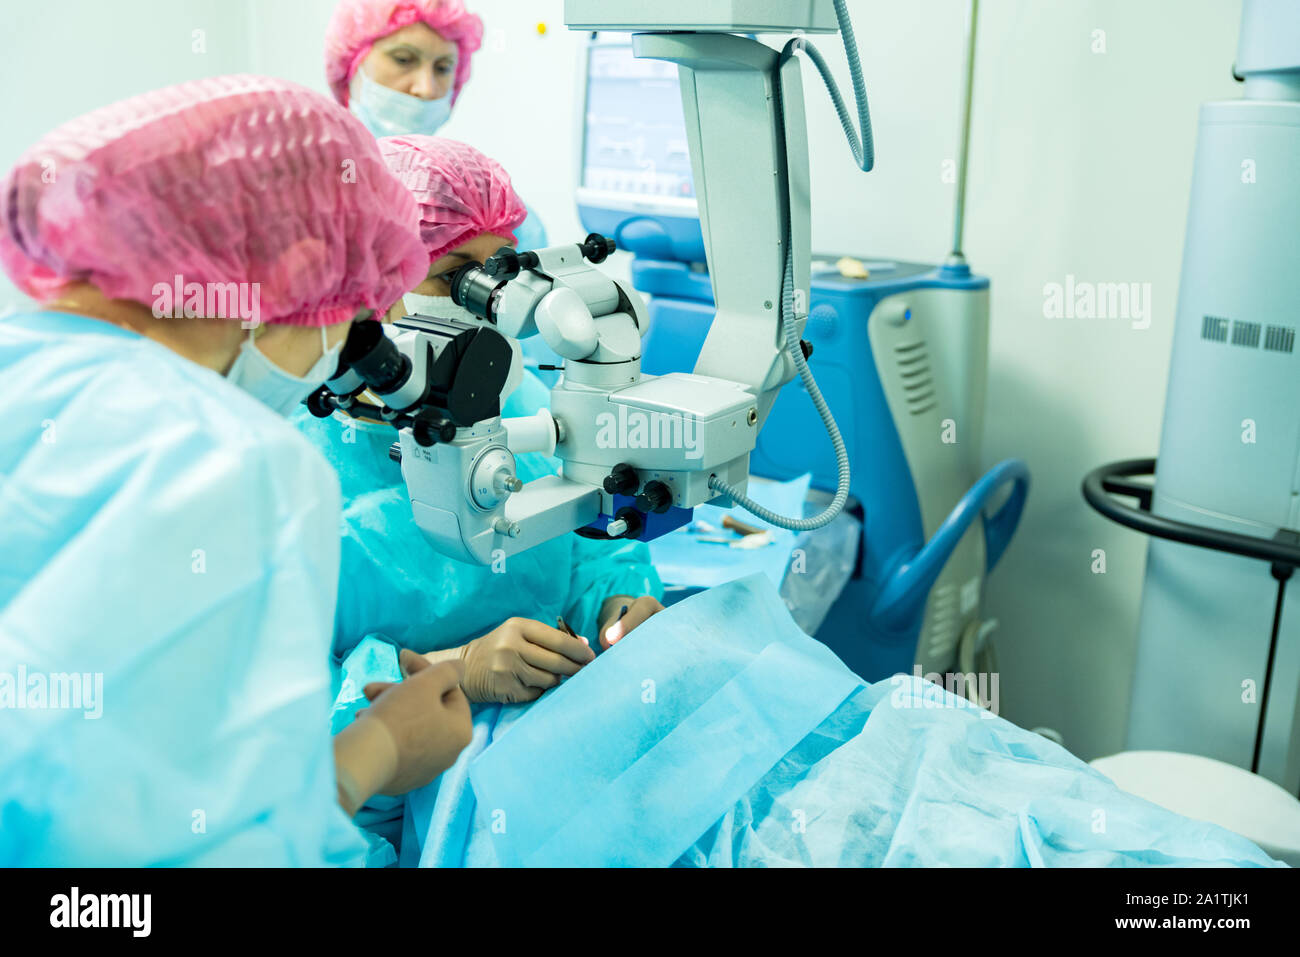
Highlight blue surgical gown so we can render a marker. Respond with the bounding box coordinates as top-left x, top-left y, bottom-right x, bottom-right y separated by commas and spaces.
0, 311, 364, 867
290, 369, 662, 661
